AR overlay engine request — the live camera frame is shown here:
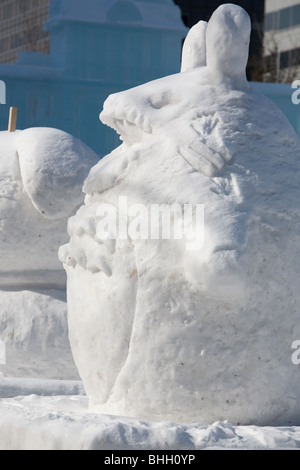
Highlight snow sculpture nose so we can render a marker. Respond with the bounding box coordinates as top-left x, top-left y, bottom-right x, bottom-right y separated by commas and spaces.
206, 4, 251, 84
